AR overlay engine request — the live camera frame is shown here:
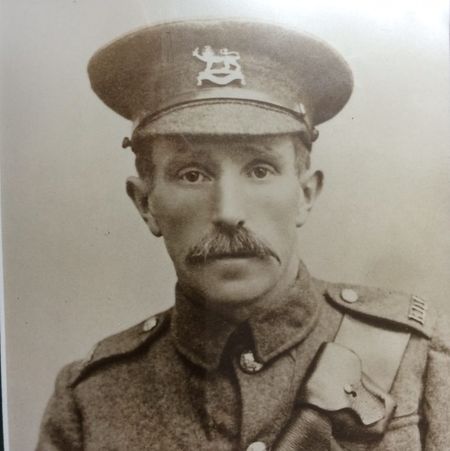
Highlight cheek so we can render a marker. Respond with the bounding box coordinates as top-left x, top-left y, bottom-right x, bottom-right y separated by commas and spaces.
247, 180, 300, 246
151, 186, 211, 253
268, 187, 299, 223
